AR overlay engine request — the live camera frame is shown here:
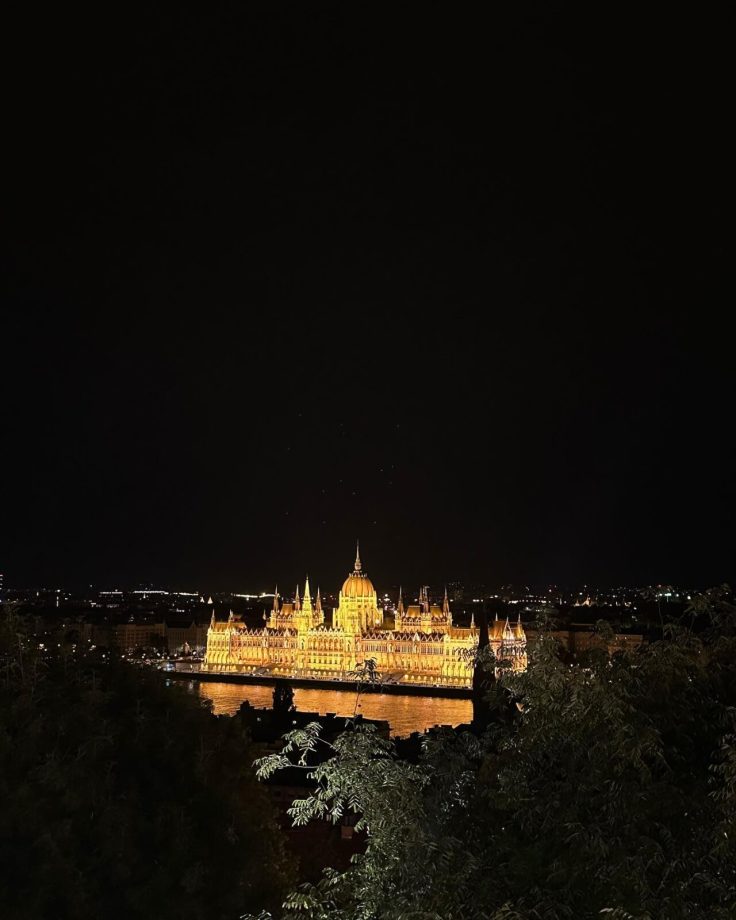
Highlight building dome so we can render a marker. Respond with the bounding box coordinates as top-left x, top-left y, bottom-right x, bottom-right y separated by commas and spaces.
341, 544, 376, 598
342, 571, 376, 597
